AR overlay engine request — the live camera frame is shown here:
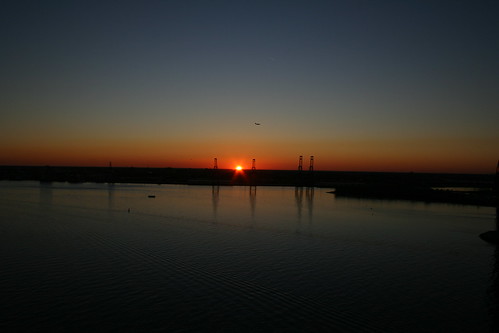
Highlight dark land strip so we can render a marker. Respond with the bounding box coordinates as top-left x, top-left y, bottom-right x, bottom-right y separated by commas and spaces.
1, 166, 497, 207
